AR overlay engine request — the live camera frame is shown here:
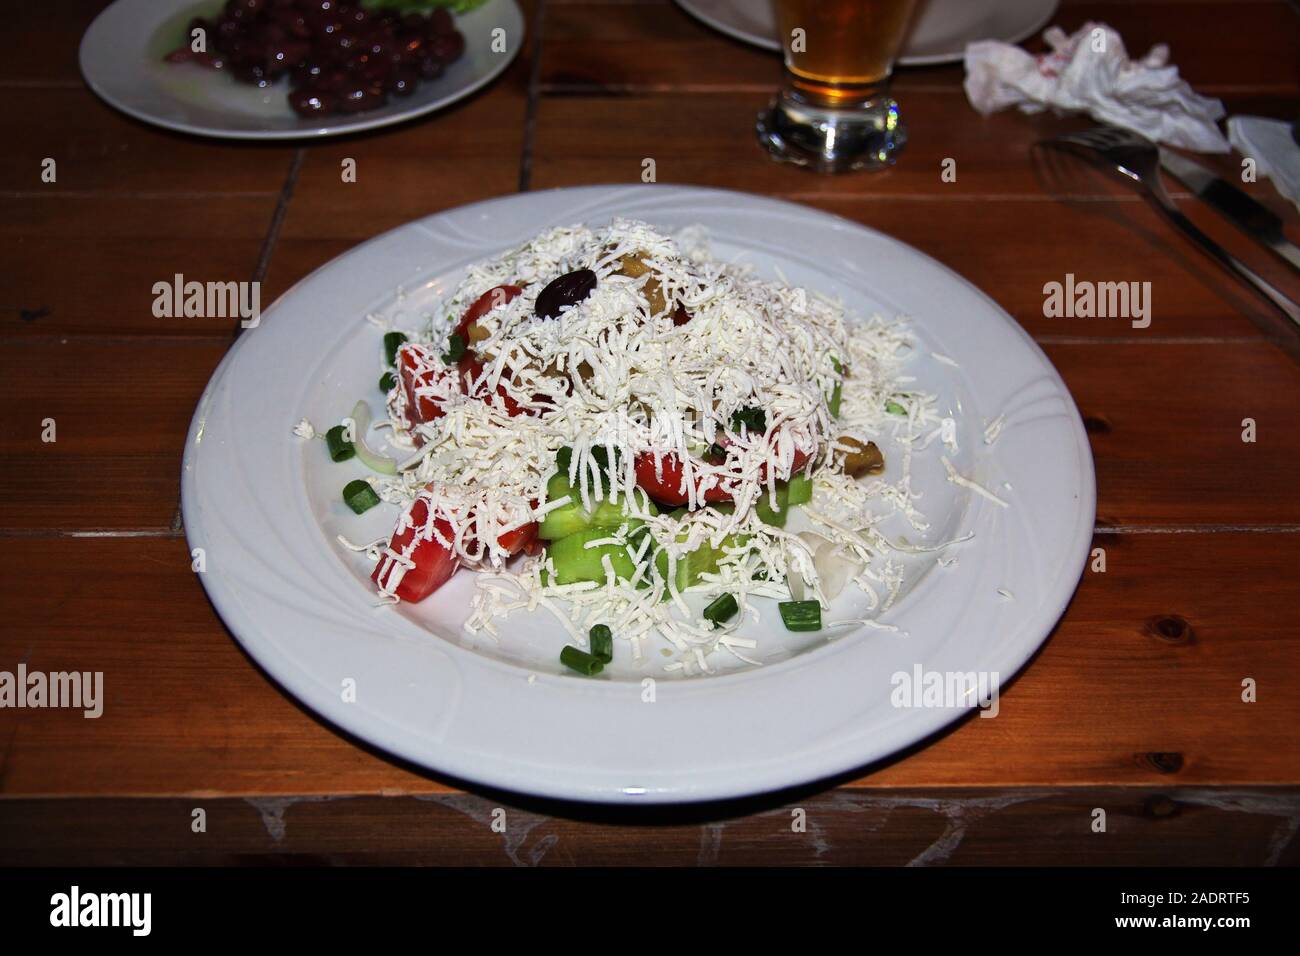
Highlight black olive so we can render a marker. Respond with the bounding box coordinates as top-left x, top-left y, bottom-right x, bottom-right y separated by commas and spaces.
534, 269, 597, 319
